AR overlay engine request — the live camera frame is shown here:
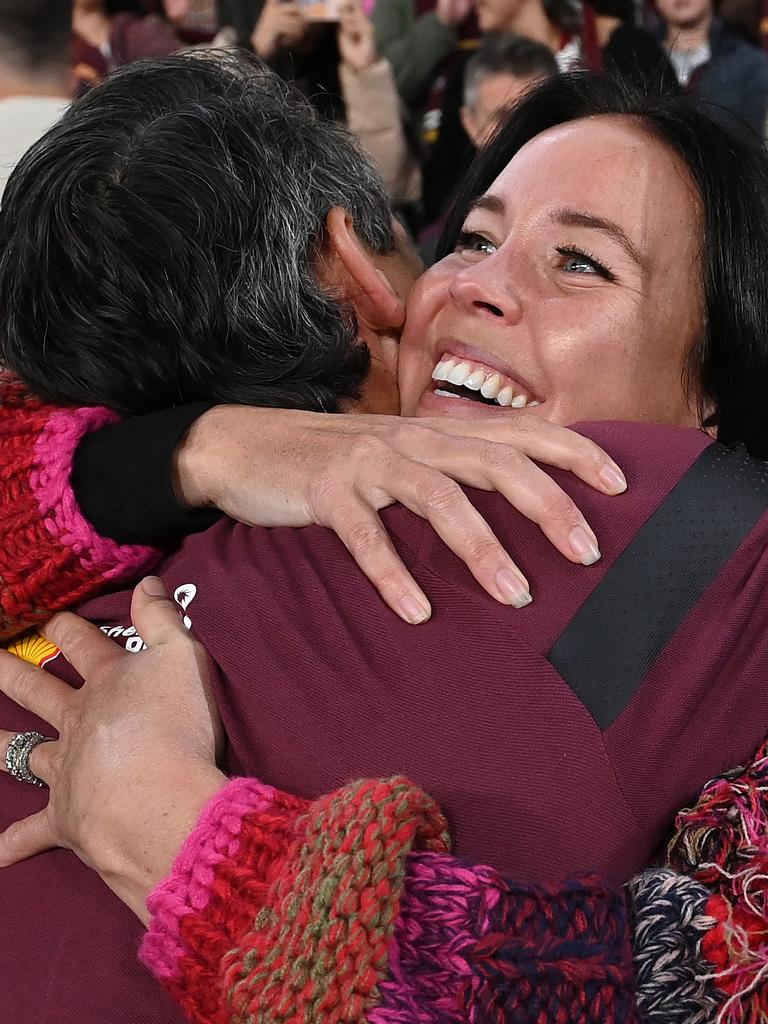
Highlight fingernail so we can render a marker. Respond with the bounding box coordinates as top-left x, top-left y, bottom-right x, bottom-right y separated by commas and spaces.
400, 595, 431, 624
569, 526, 601, 566
495, 568, 532, 608
599, 462, 627, 494
141, 576, 166, 596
